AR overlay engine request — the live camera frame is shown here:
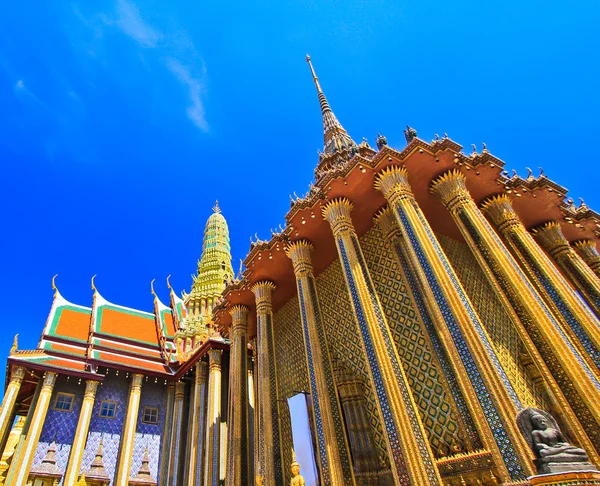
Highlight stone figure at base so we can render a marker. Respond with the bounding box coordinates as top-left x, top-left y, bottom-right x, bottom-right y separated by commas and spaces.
517, 407, 598, 474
